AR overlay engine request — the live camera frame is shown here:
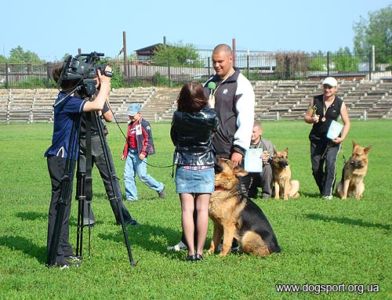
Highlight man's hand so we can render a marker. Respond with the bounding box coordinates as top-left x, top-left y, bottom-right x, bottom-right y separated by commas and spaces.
139, 153, 146, 161
230, 152, 243, 167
